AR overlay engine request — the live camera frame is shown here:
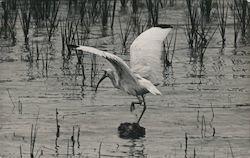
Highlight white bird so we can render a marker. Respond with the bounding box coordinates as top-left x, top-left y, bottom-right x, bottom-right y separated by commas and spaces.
69, 25, 172, 123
